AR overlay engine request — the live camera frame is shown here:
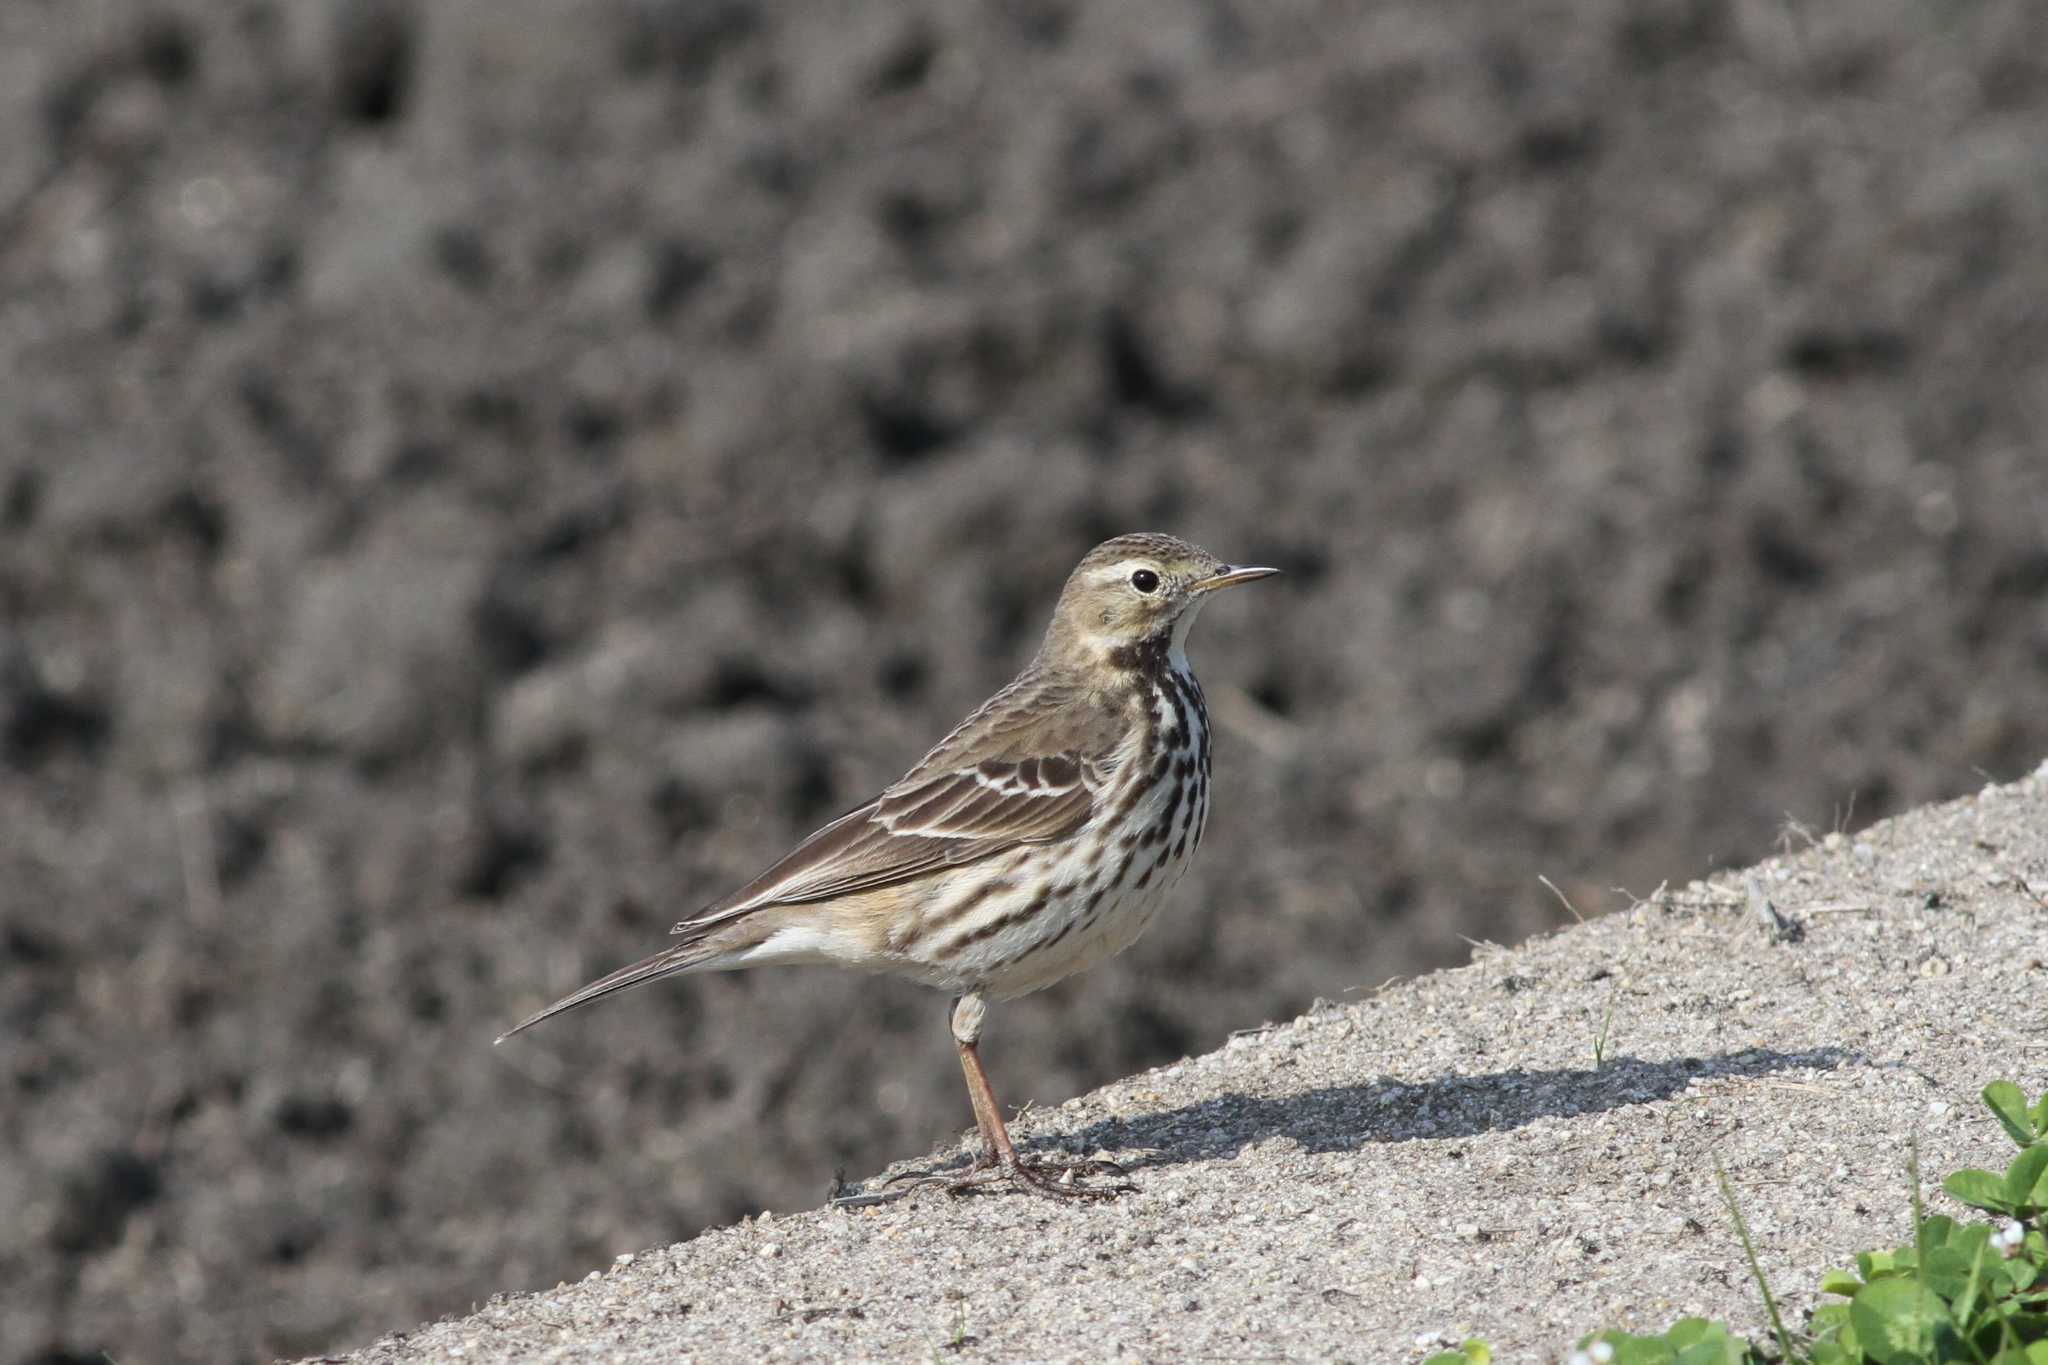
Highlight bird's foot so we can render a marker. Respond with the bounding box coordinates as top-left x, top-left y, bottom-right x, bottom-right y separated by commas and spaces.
876, 1149, 996, 1187
832, 1153, 1131, 1206
827, 1154, 990, 1207
939, 1154, 1133, 1201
